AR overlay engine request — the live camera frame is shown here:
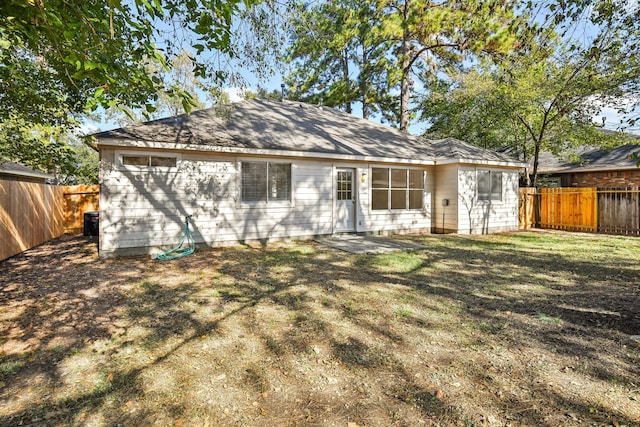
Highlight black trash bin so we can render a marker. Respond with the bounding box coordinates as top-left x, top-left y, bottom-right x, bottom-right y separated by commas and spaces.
83, 211, 99, 236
